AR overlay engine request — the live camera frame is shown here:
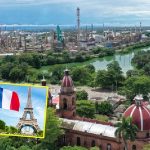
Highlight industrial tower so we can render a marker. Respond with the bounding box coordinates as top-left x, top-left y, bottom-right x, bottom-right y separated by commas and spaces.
77, 7, 80, 50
